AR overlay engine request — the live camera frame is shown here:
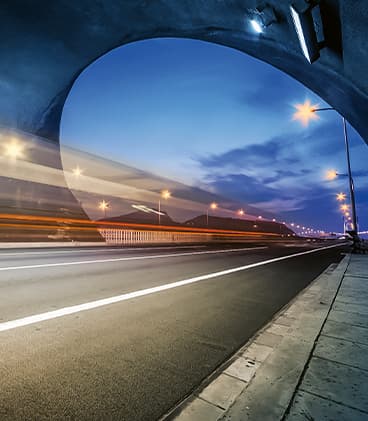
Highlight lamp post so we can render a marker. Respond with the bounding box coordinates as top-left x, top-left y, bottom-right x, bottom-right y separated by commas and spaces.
207, 202, 218, 227
294, 102, 358, 238
158, 190, 171, 225
99, 200, 109, 218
